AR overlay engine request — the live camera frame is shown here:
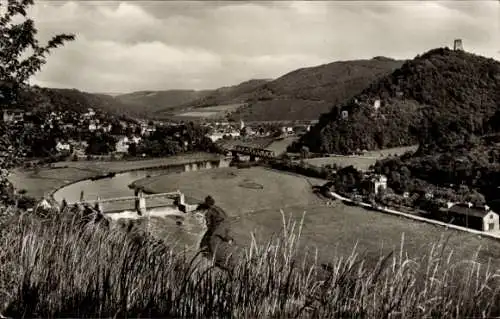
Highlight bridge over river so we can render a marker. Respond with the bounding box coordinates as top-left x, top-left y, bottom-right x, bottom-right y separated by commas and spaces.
223, 144, 276, 161
72, 189, 198, 217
